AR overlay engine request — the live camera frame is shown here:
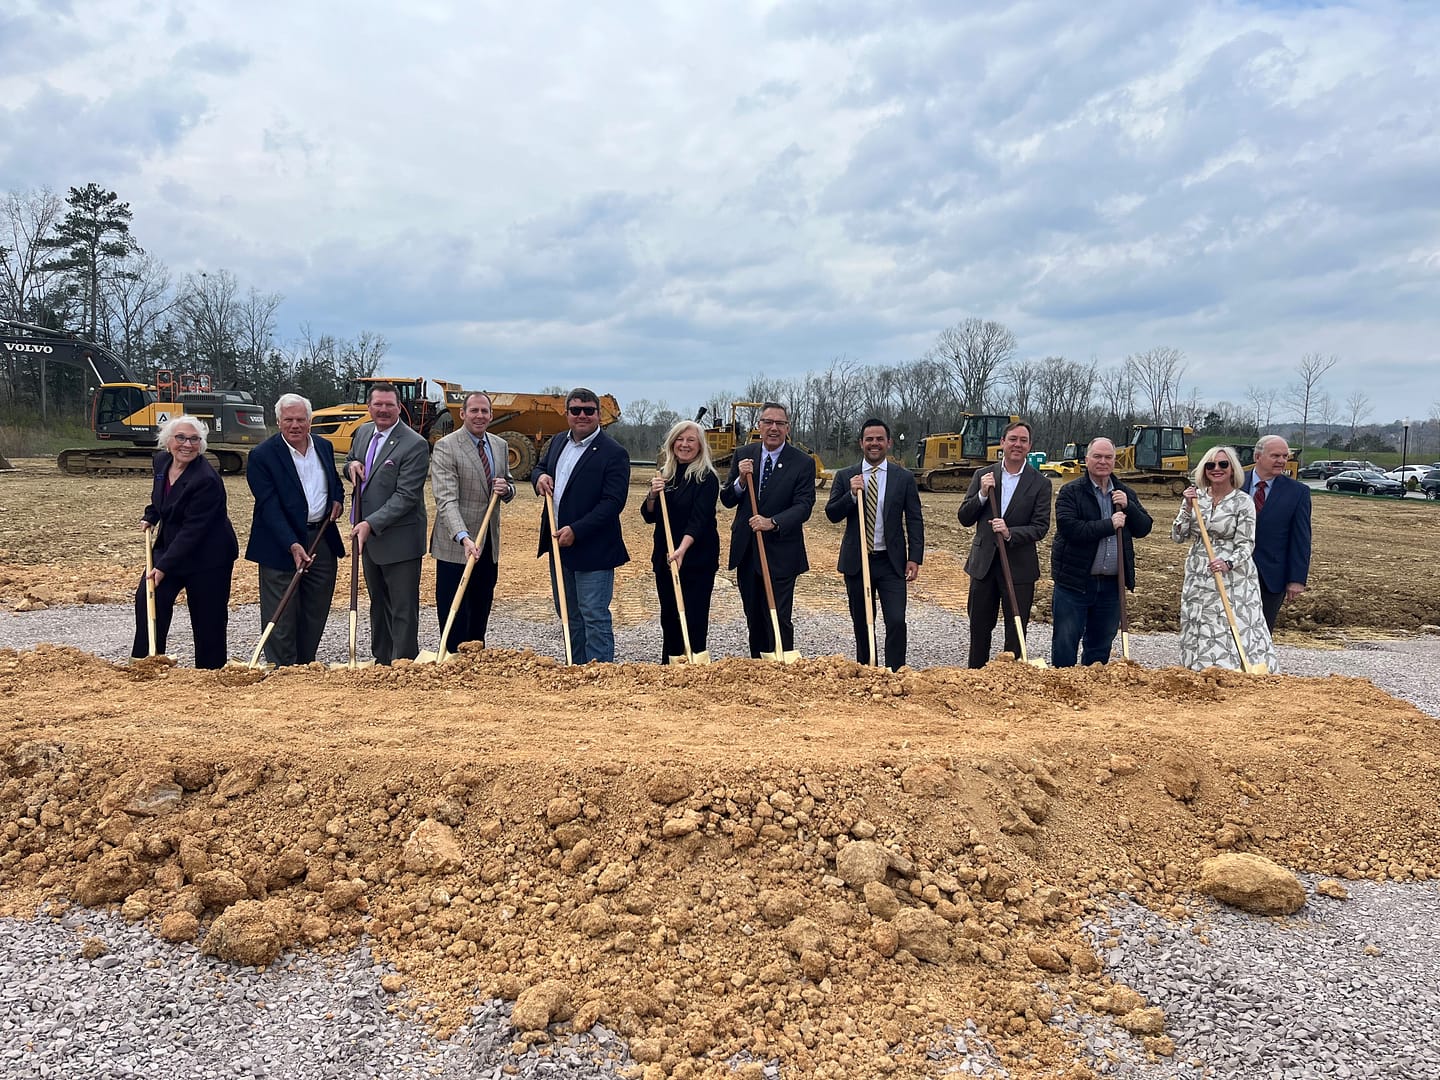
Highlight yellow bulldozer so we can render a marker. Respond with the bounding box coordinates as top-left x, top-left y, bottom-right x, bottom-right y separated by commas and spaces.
1038, 425, 1194, 493
913, 414, 1019, 491
309, 378, 621, 480
696, 401, 828, 487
